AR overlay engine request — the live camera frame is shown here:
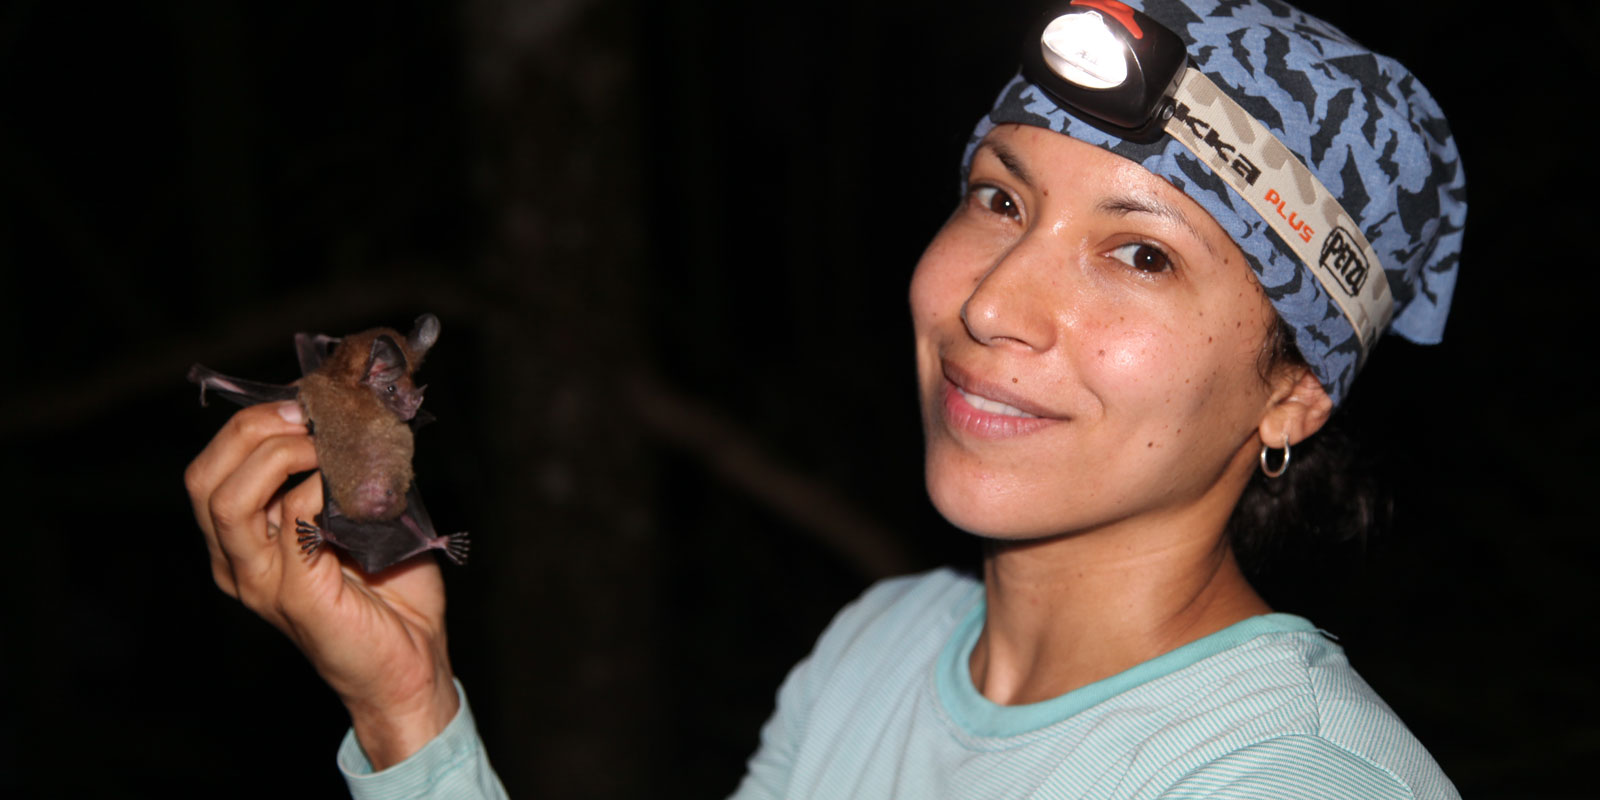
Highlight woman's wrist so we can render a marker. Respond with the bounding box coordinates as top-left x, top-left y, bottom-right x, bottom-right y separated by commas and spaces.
345, 673, 462, 770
